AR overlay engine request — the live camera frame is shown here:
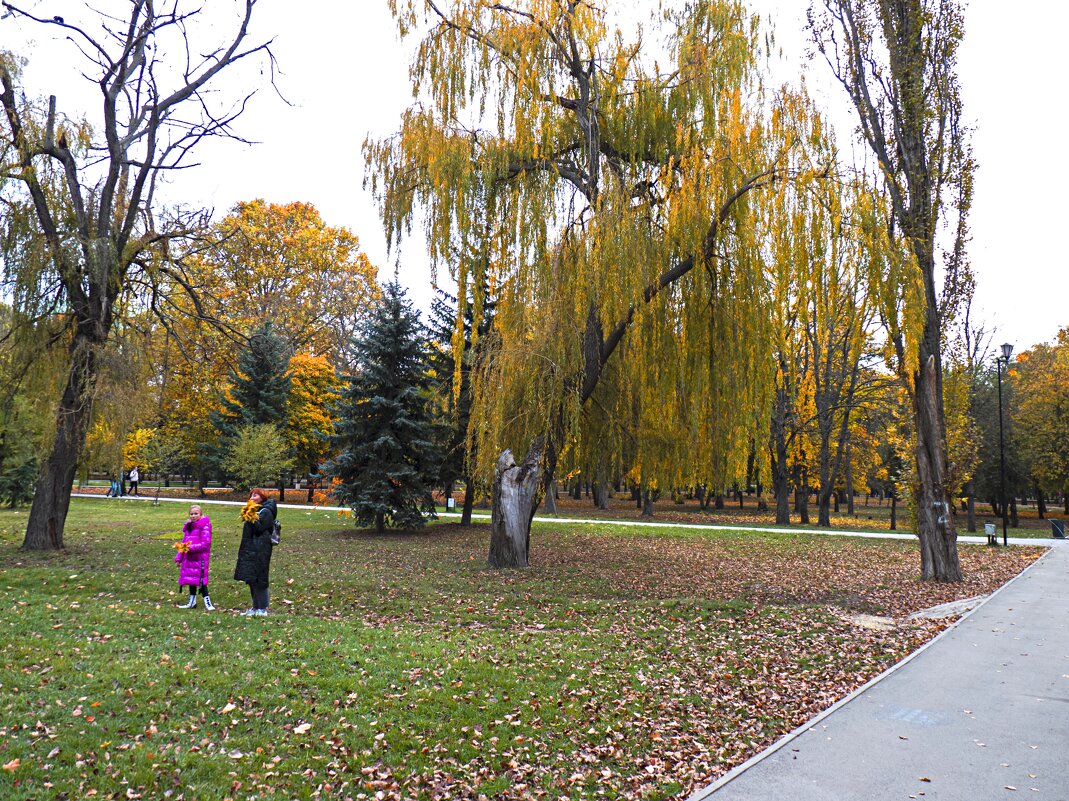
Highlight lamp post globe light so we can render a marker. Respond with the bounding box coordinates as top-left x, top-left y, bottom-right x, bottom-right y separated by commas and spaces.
996, 342, 1013, 547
